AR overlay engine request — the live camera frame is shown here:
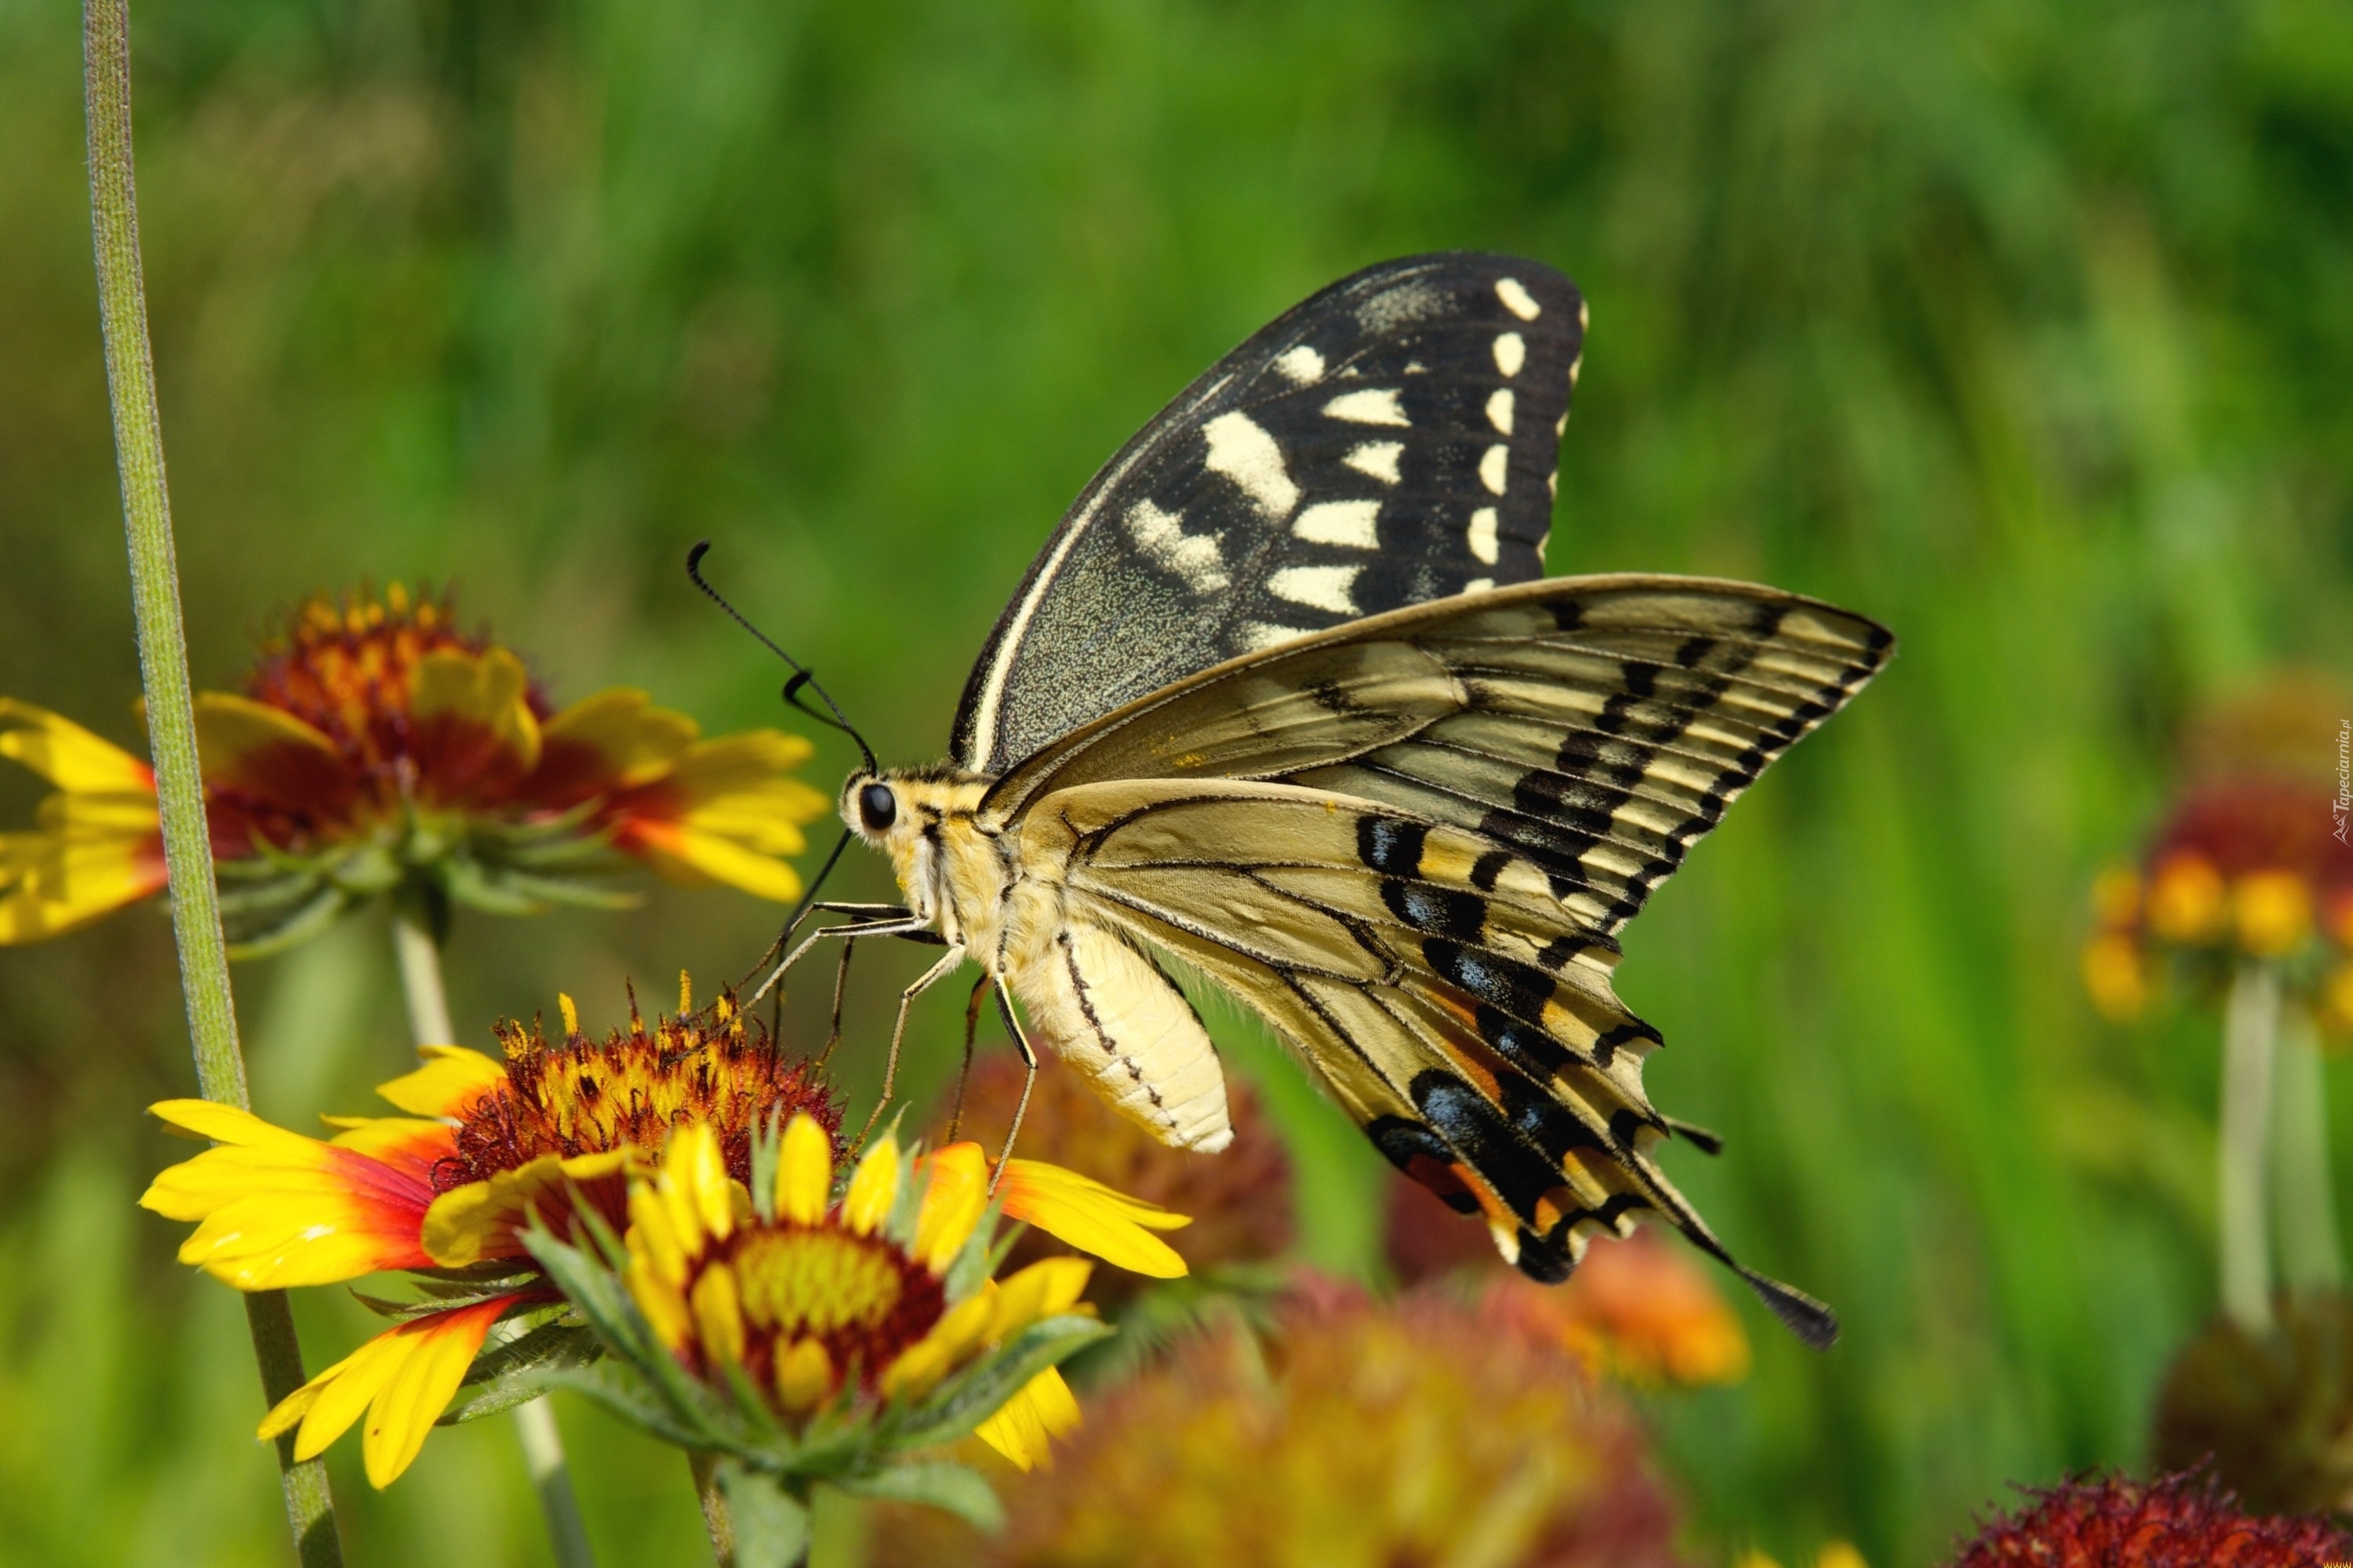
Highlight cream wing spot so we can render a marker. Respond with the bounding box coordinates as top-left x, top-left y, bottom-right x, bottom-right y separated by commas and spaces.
1125, 500, 1229, 594
1240, 620, 1312, 651
1202, 410, 1300, 519
1463, 577, 1496, 595
1495, 276, 1542, 320
1274, 344, 1326, 384
1267, 564, 1364, 615
1322, 387, 1409, 426
1493, 332, 1526, 377
1293, 500, 1382, 548
1467, 507, 1500, 565
1344, 441, 1404, 485
1478, 444, 1510, 495
1486, 387, 1515, 435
